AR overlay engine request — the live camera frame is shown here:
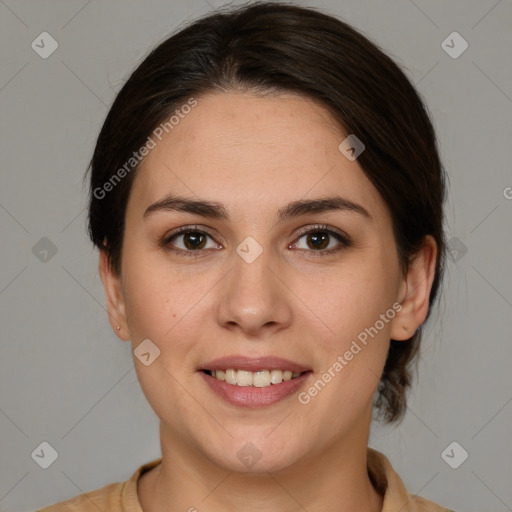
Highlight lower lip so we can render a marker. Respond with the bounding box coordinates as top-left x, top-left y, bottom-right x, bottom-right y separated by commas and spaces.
200, 371, 311, 408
